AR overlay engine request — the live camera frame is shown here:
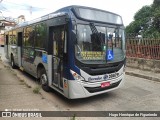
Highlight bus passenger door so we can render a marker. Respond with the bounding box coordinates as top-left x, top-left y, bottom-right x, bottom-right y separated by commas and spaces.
50, 25, 65, 89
